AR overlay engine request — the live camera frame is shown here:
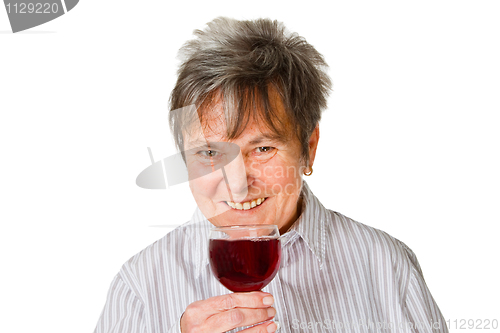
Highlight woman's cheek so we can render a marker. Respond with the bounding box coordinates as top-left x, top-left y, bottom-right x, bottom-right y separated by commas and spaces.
189, 169, 224, 201
247, 161, 262, 178
260, 162, 302, 195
